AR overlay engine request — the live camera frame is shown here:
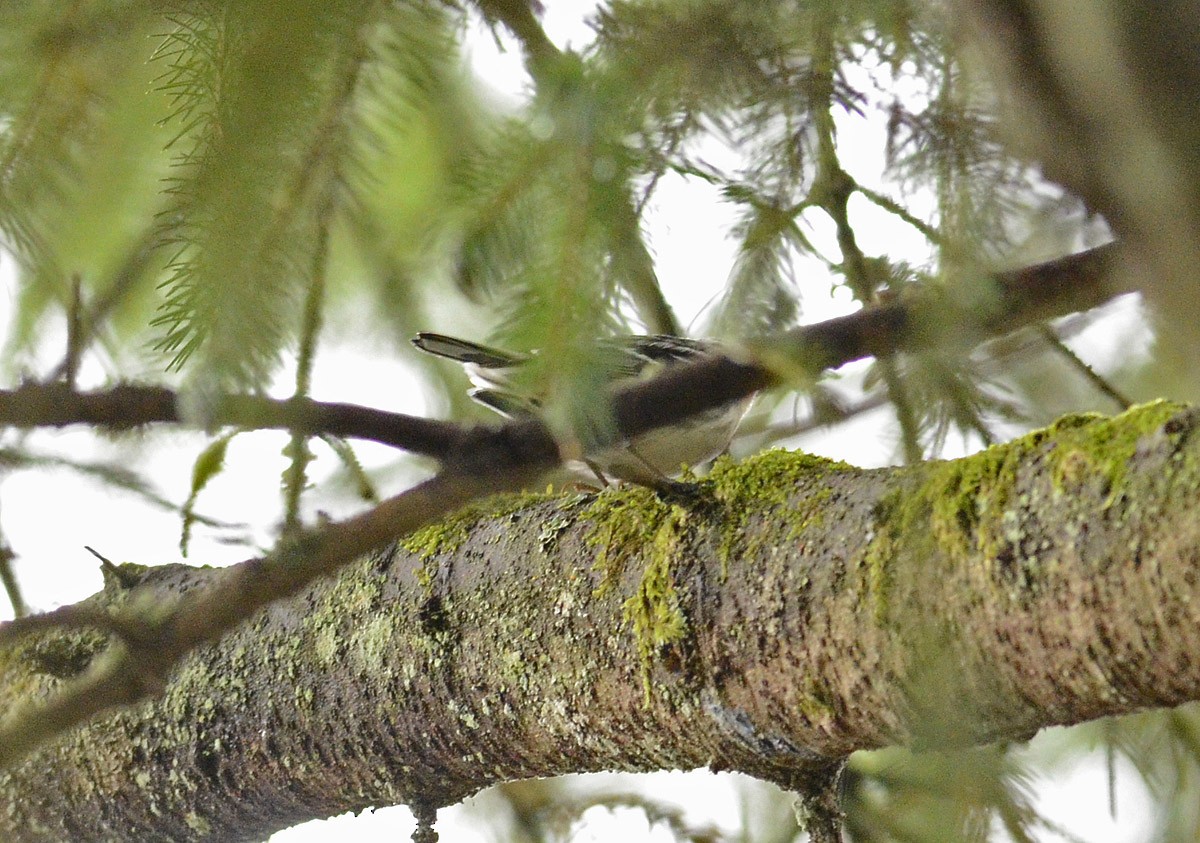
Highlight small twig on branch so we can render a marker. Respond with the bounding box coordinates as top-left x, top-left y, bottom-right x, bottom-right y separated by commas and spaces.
1036, 324, 1133, 410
